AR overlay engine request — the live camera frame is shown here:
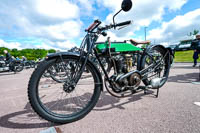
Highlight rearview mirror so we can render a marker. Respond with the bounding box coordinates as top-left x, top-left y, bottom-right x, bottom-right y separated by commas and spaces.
121, 0, 132, 12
